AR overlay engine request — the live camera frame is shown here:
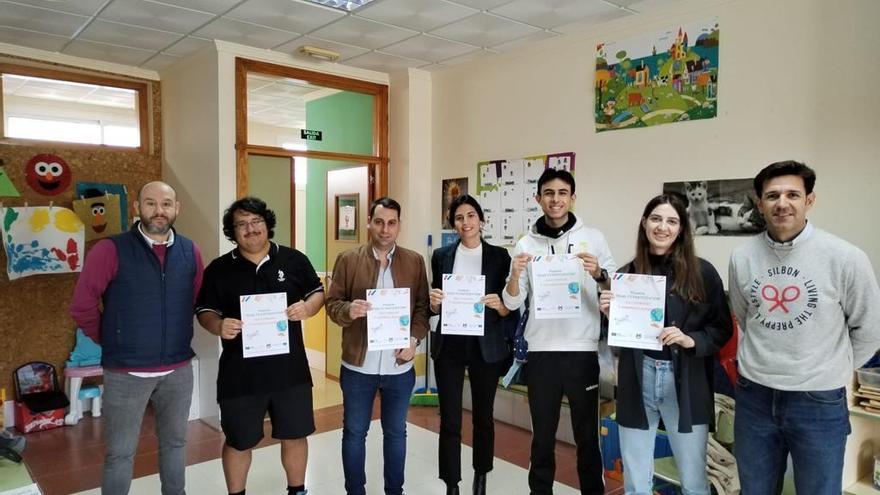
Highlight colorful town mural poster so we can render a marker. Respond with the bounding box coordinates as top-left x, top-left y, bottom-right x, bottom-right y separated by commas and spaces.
595, 19, 719, 132
2, 206, 84, 280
